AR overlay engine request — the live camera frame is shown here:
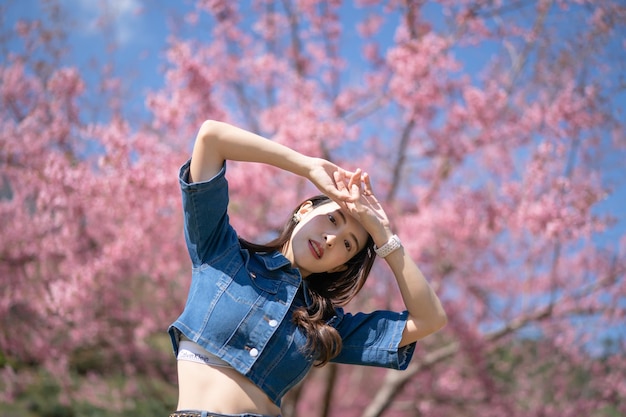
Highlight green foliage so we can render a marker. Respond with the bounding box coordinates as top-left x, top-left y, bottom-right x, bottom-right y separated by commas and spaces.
0, 333, 177, 416
0, 367, 177, 417
485, 339, 623, 416
7, 372, 73, 417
